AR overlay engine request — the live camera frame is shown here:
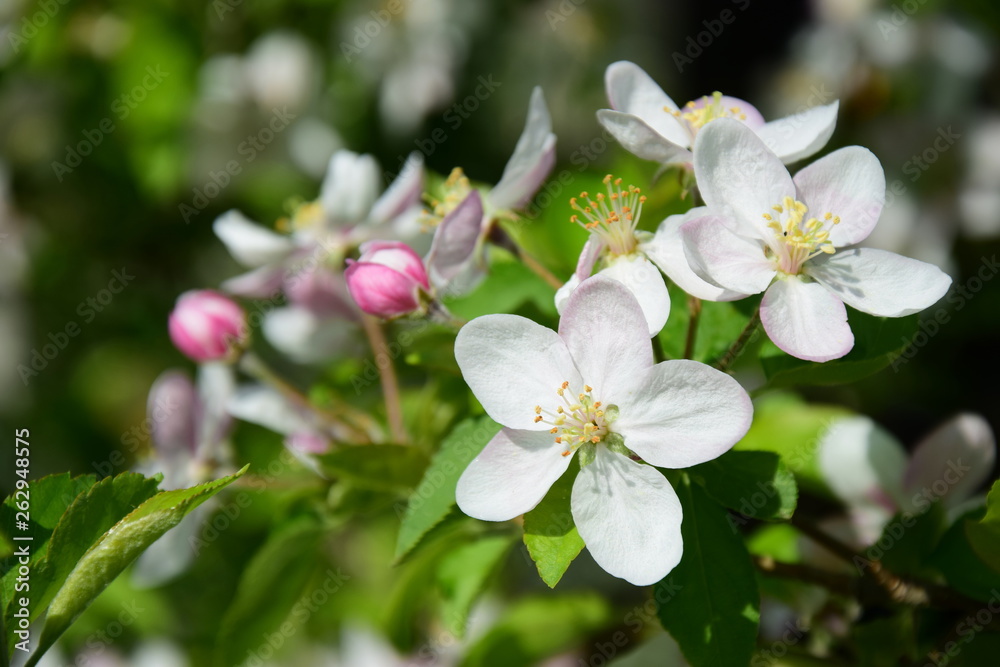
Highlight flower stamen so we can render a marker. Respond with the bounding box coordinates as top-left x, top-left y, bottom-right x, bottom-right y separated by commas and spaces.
569, 175, 645, 256
762, 196, 841, 275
